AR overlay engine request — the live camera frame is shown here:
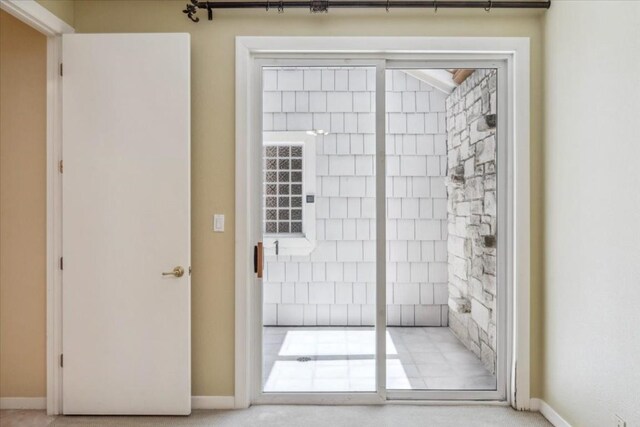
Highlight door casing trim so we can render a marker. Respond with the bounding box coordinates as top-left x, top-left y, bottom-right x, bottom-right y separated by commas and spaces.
235, 36, 531, 409
0, 0, 75, 416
